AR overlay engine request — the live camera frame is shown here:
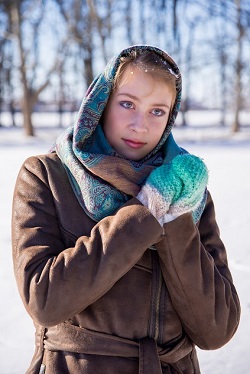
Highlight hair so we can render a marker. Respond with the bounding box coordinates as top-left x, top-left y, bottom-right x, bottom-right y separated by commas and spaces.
113, 49, 177, 102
